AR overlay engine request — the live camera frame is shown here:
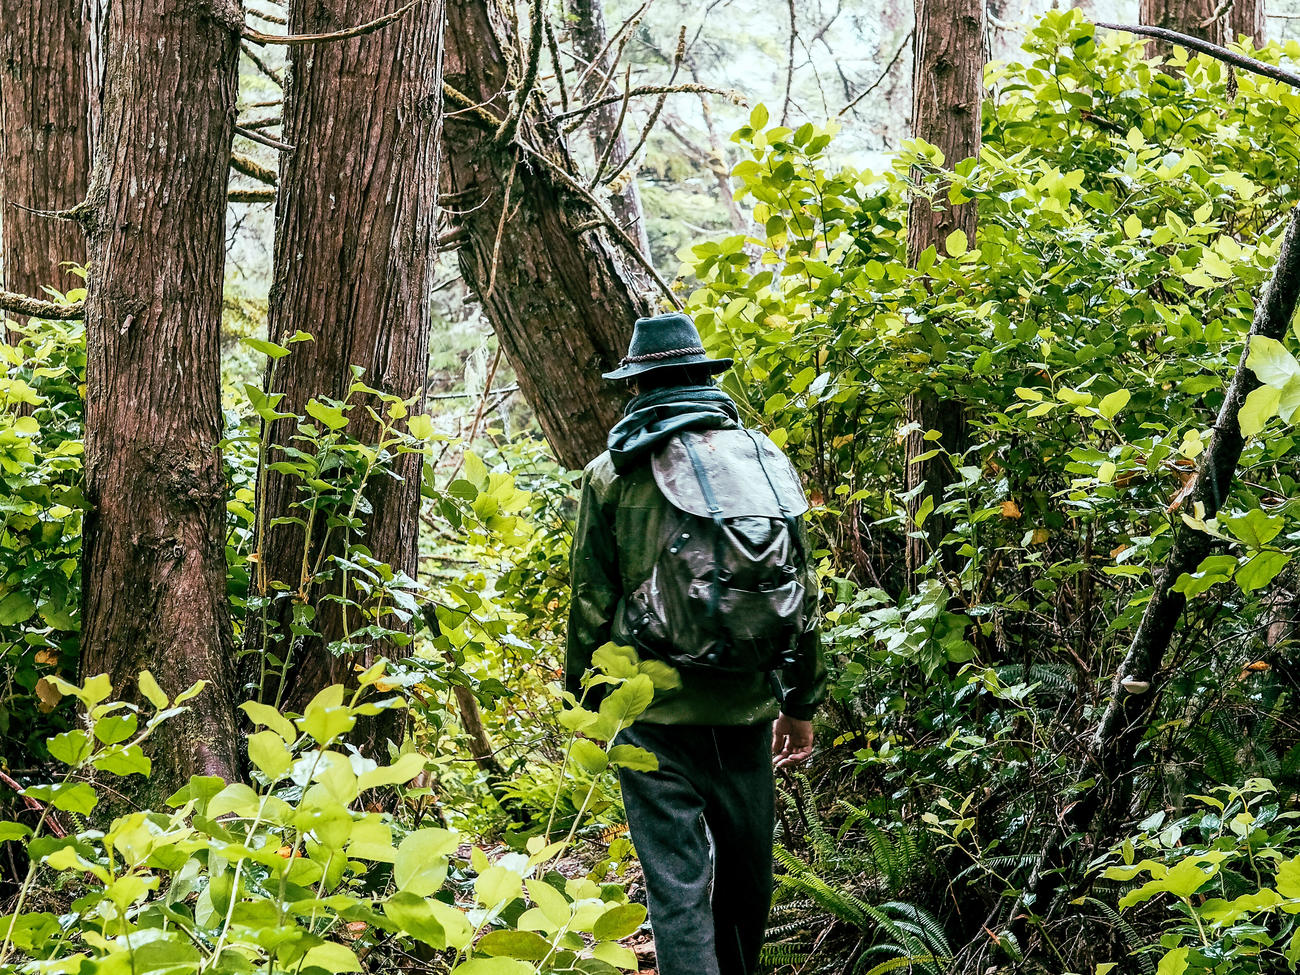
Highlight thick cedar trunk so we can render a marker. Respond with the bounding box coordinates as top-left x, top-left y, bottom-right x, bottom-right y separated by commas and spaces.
0, 0, 94, 304
1140, 0, 1225, 46
1226, 0, 1265, 47
904, 0, 983, 585
441, 0, 653, 470
250, 0, 443, 738
565, 0, 652, 256
80, 0, 243, 788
